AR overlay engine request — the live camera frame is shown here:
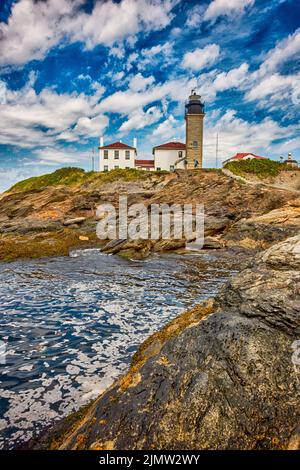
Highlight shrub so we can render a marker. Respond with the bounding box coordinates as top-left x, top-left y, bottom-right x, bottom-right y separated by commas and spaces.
224, 159, 283, 179
8, 167, 153, 193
